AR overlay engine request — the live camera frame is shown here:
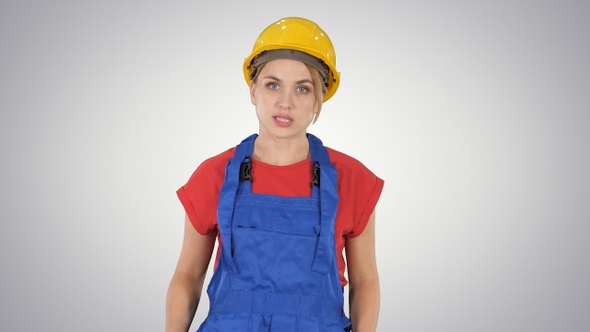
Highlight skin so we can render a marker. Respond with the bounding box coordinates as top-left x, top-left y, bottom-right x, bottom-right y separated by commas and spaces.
166, 215, 215, 332
166, 58, 380, 332
347, 211, 380, 331
250, 59, 316, 165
